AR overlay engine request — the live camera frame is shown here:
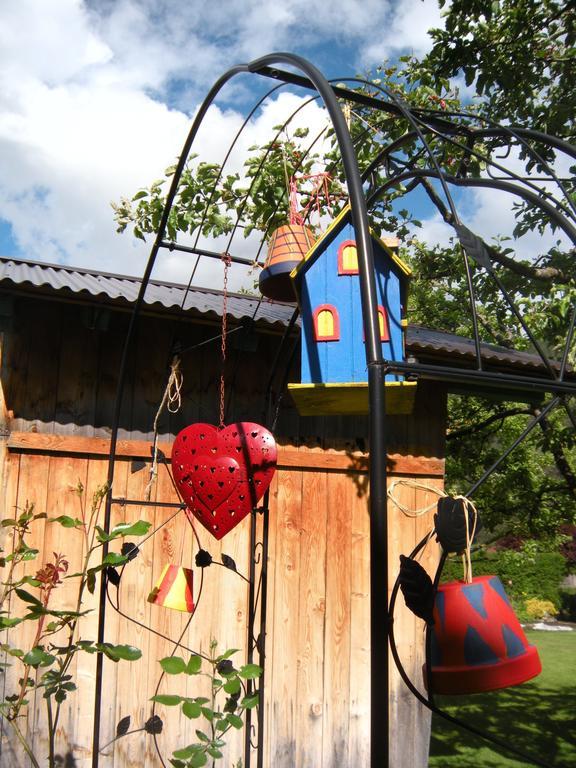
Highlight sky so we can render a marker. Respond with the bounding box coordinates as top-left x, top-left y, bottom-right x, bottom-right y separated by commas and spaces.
0, 0, 569, 292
